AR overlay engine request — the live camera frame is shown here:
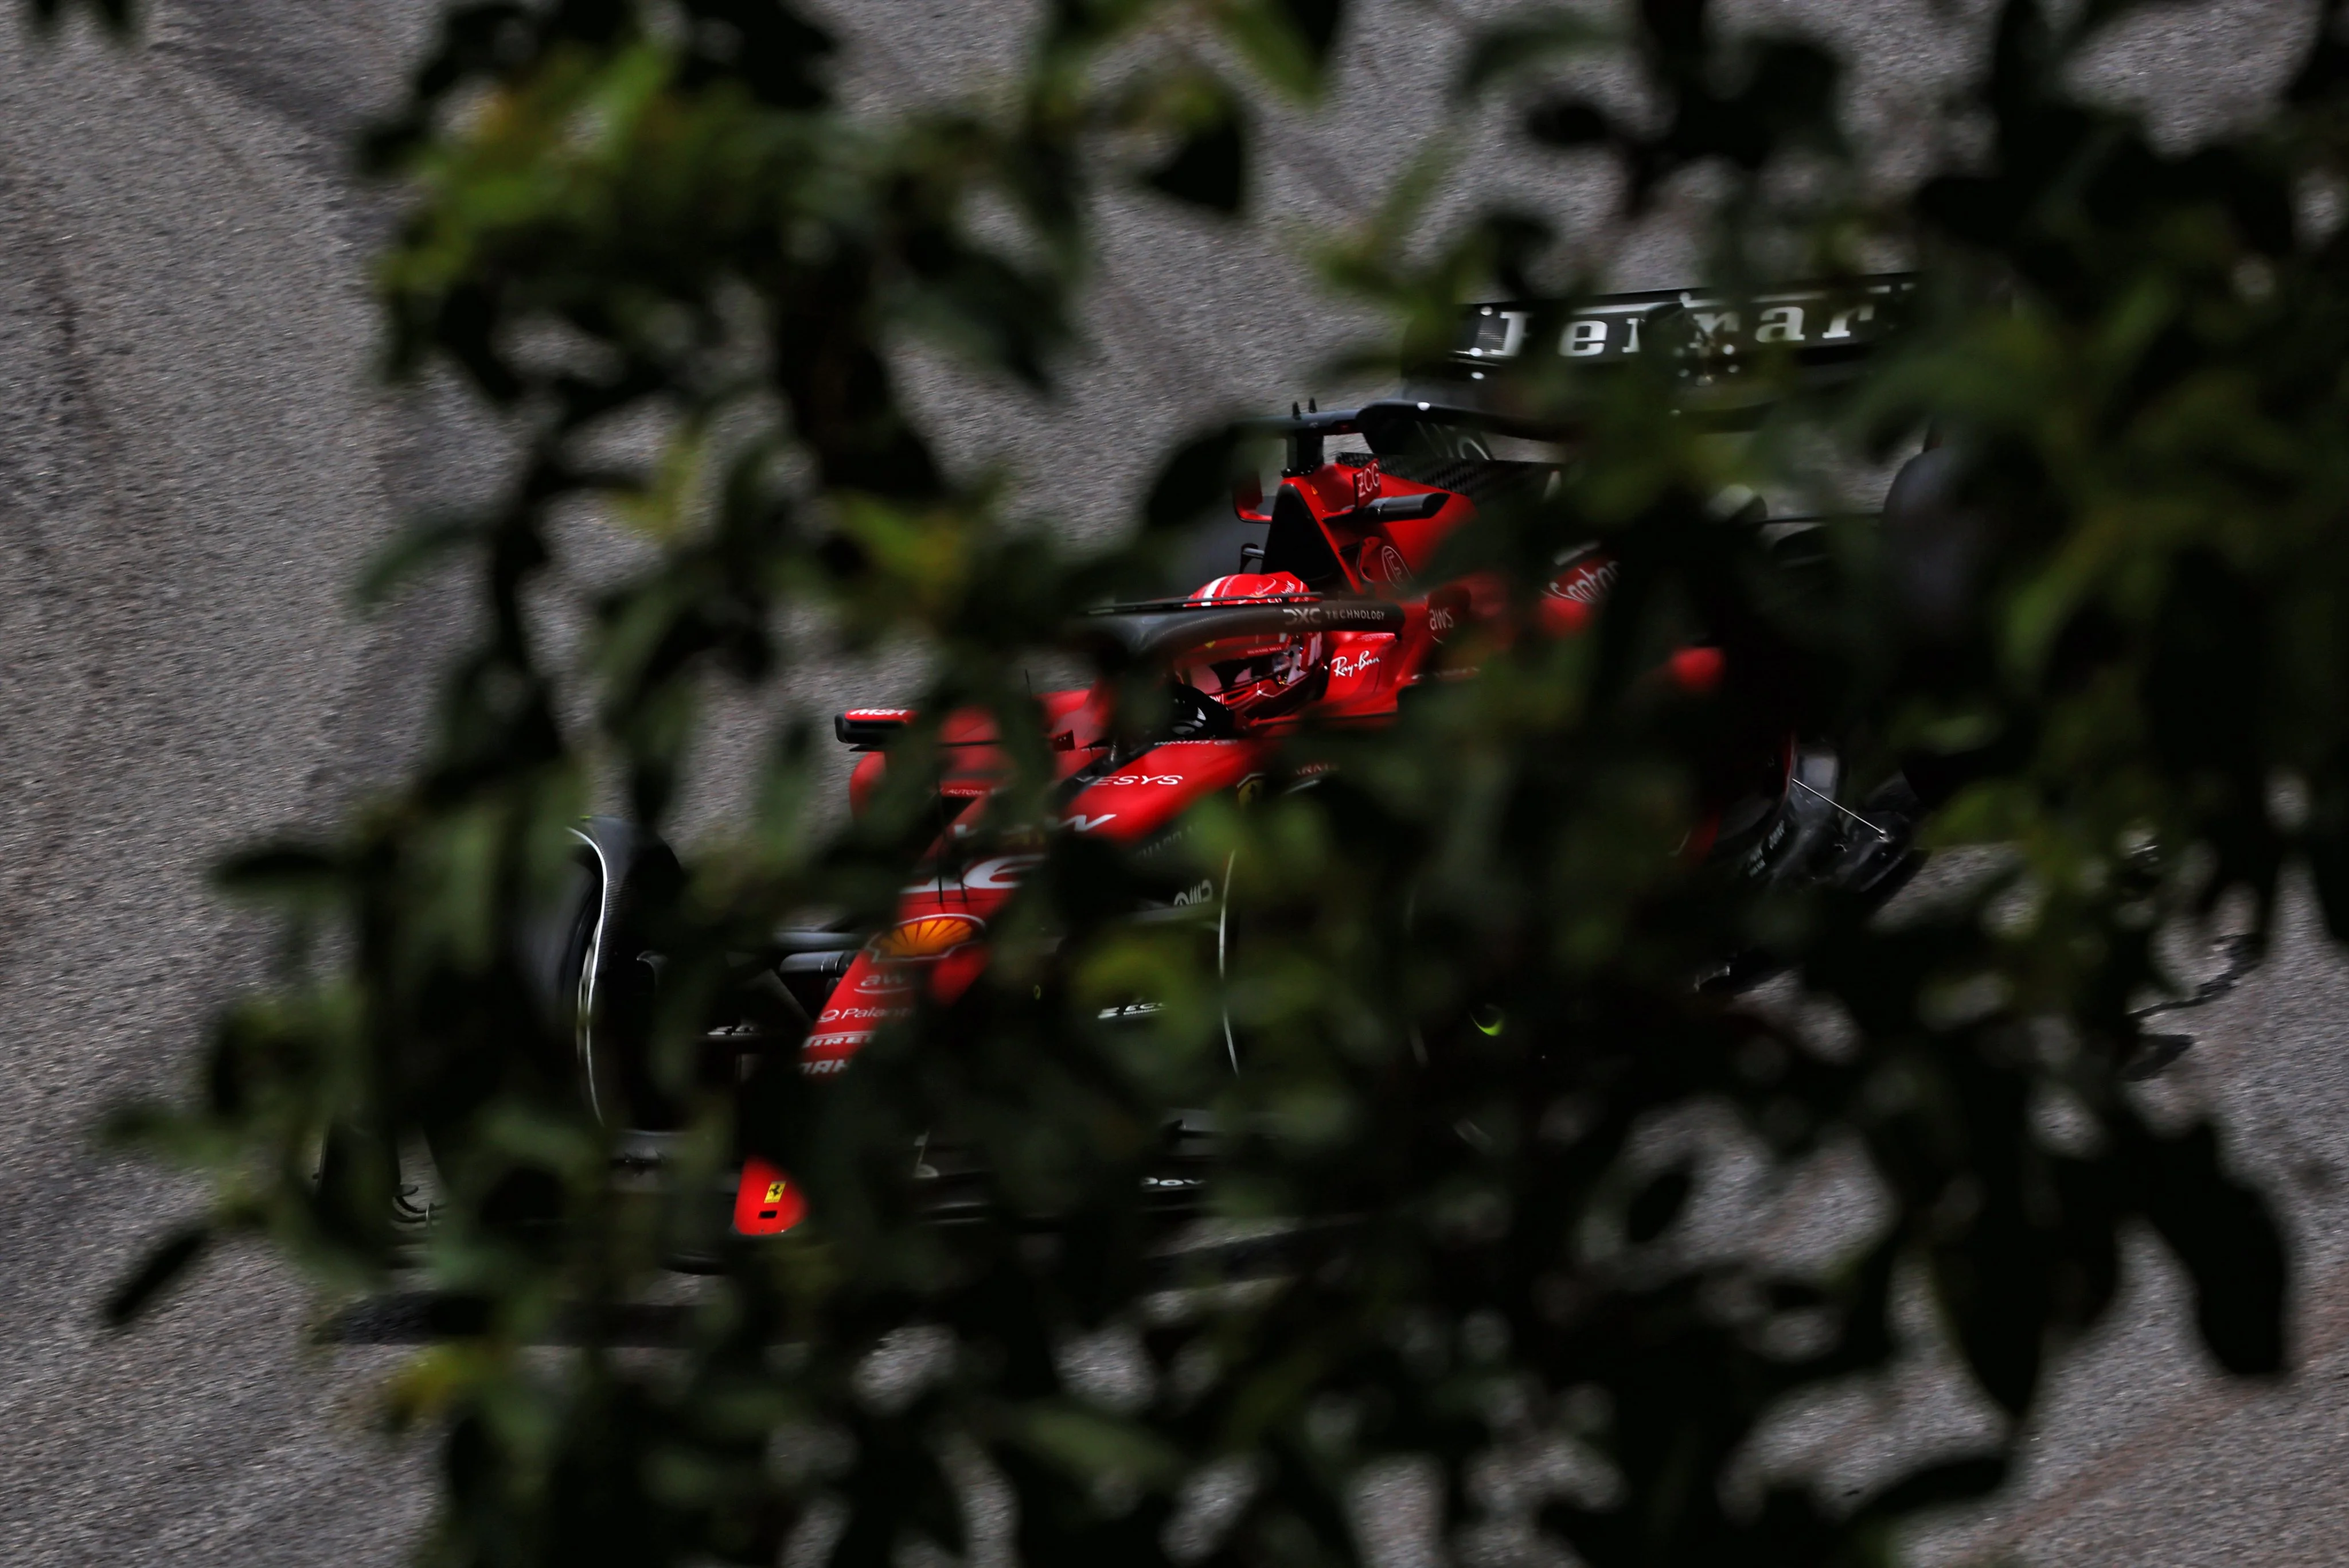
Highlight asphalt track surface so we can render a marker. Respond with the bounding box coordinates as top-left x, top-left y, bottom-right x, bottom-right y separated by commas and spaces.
0, 2, 2337, 1564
